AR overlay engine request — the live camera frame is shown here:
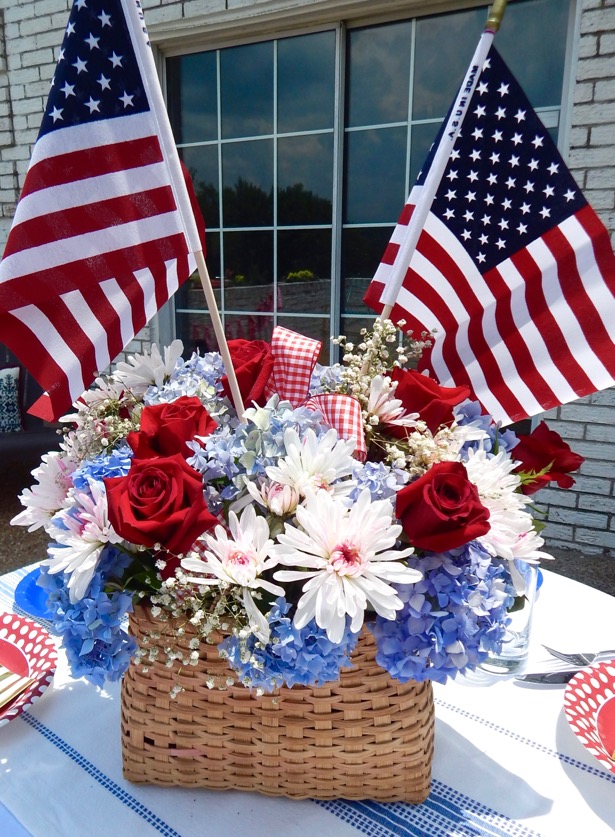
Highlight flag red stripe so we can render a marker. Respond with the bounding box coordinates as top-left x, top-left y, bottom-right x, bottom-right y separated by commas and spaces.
3, 186, 178, 258
417, 231, 527, 420
0, 233, 189, 308
479, 264, 561, 410
509, 247, 596, 397
542, 224, 615, 379
20, 136, 164, 198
